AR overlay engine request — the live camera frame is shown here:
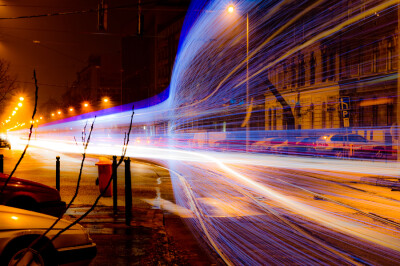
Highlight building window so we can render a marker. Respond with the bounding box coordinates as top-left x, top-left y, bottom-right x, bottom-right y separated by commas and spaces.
350, 44, 361, 76
283, 62, 288, 87
290, 62, 296, 88
322, 102, 326, 128
328, 51, 335, 80
267, 108, 271, 130
310, 52, 316, 85
387, 39, 394, 71
359, 104, 364, 127
310, 103, 314, 129
295, 101, 301, 130
373, 43, 379, 73
322, 49, 327, 82
372, 104, 378, 127
298, 55, 305, 87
